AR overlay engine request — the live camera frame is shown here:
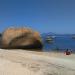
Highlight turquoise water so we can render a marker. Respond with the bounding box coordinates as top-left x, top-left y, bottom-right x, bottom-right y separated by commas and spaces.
43, 36, 75, 52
